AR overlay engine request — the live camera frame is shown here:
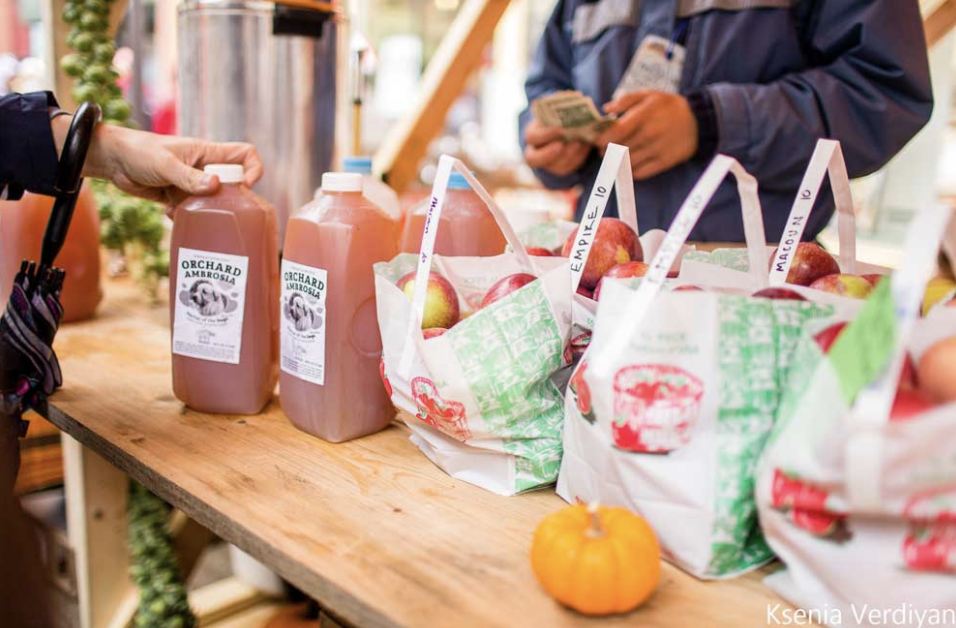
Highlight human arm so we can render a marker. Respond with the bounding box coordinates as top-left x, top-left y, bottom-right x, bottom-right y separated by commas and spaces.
1, 91, 262, 205
519, 0, 591, 188
702, 0, 932, 189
